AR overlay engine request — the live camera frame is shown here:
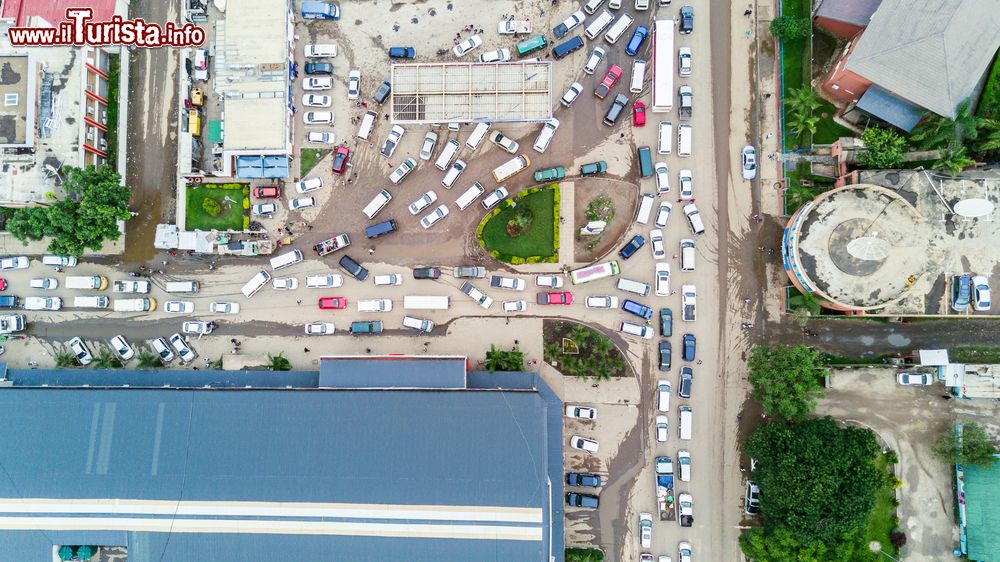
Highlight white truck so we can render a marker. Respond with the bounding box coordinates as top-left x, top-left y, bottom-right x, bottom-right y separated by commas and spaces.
678, 492, 694, 527
655, 456, 676, 521
498, 20, 532, 34
0, 314, 25, 334
113, 298, 156, 312
682, 284, 697, 322
313, 233, 351, 256
113, 279, 151, 294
